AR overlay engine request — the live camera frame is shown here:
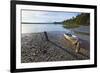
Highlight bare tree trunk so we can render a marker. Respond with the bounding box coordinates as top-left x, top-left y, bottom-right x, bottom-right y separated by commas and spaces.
75, 42, 80, 53
44, 31, 49, 41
